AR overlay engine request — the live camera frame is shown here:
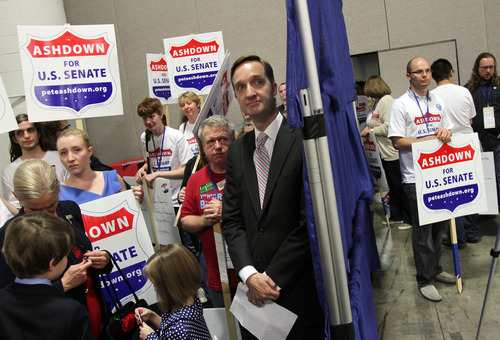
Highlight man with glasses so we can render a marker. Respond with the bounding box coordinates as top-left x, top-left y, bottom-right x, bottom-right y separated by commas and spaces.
466, 53, 500, 205
2, 114, 68, 209
180, 115, 239, 307
388, 57, 455, 302
430, 58, 478, 247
